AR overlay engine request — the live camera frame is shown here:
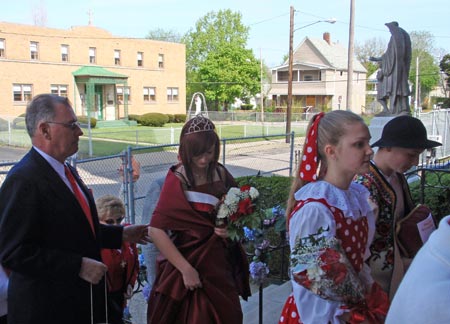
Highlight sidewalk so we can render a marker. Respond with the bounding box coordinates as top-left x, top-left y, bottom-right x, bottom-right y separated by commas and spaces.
127, 281, 292, 324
